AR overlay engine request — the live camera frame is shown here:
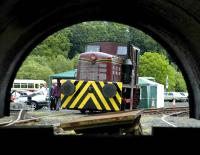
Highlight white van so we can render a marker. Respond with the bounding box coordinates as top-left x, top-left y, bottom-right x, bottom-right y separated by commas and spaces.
164, 92, 188, 102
